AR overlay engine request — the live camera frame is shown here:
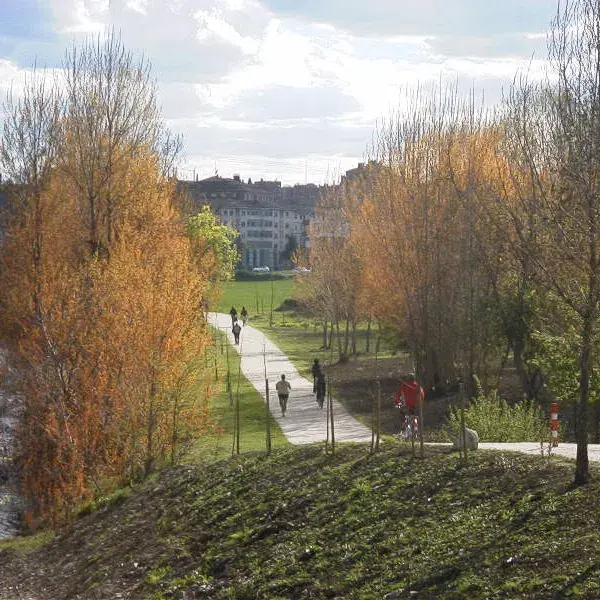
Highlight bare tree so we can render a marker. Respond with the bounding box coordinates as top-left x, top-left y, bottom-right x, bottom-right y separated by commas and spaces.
61, 29, 179, 255
504, 0, 600, 484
